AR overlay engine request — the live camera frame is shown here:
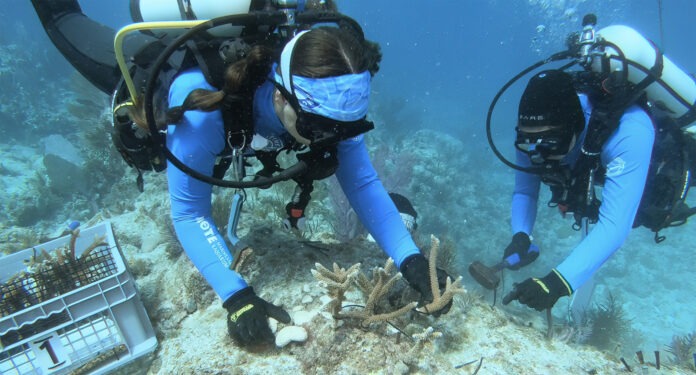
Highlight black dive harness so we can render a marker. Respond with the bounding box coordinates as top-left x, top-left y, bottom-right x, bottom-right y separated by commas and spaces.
486, 14, 696, 241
